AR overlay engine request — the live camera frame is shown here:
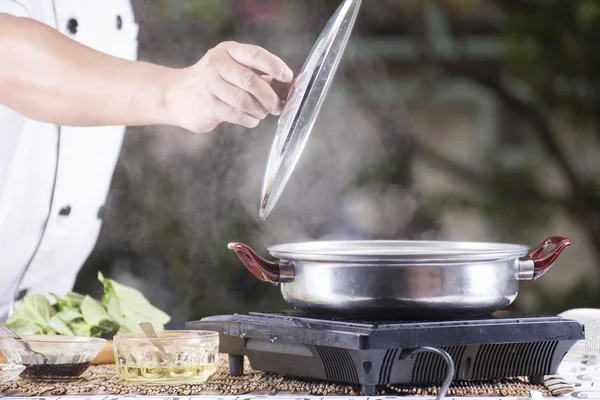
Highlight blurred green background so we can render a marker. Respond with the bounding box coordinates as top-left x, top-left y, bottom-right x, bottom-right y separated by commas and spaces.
75, 0, 600, 327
